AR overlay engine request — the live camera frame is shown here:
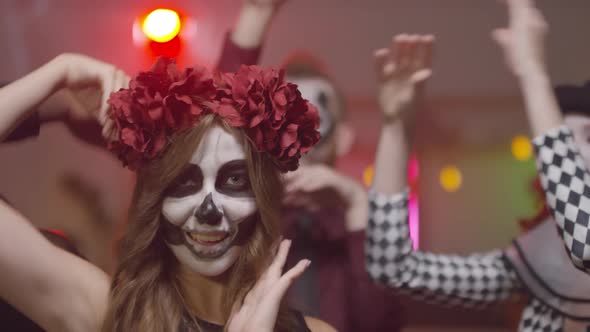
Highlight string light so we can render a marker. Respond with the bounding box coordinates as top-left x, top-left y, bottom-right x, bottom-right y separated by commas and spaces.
511, 135, 533, 161
440, 165, 462, 192
363, 165, 374, 187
